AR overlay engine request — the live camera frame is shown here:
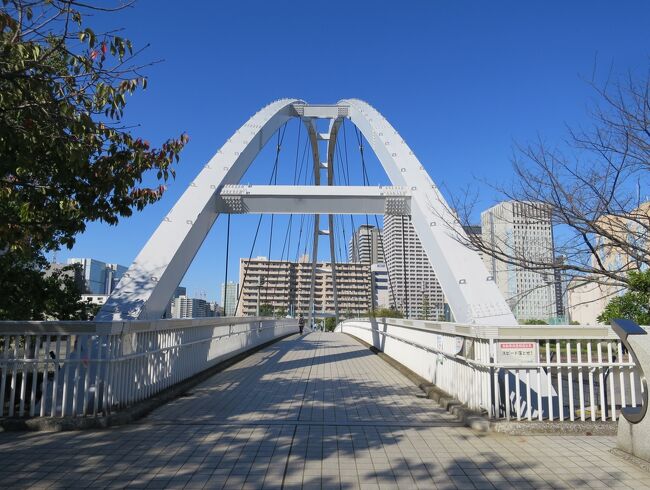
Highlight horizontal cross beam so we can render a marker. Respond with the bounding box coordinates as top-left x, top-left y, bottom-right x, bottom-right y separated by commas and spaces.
215, 185, 411, 215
